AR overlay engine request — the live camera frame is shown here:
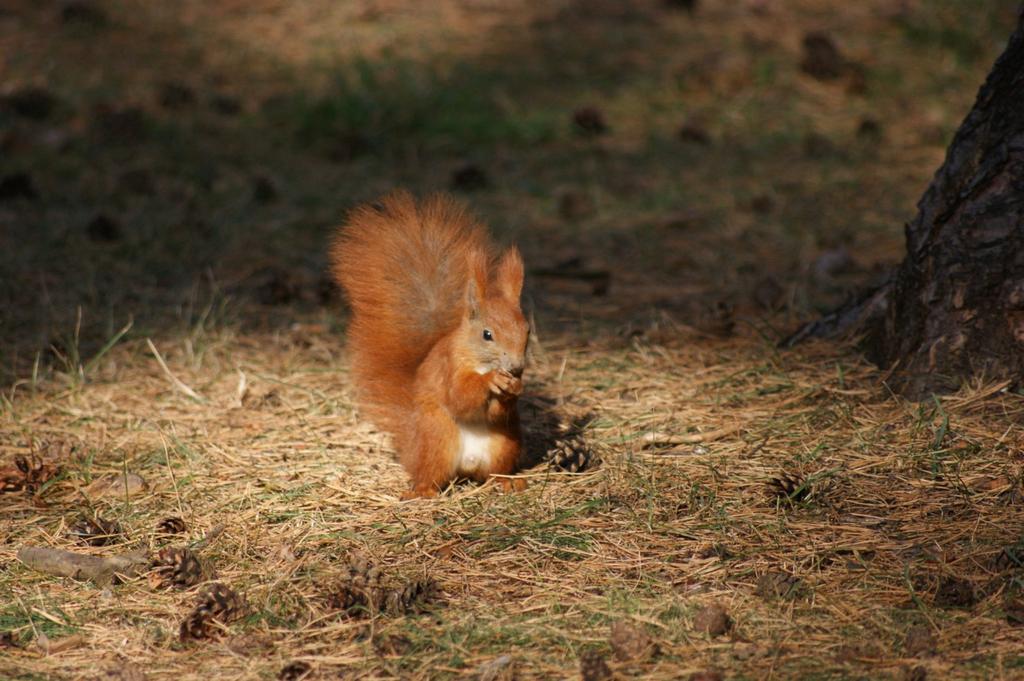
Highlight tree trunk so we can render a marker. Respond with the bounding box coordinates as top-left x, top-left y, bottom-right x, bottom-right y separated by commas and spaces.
792, 12, 1024, 399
